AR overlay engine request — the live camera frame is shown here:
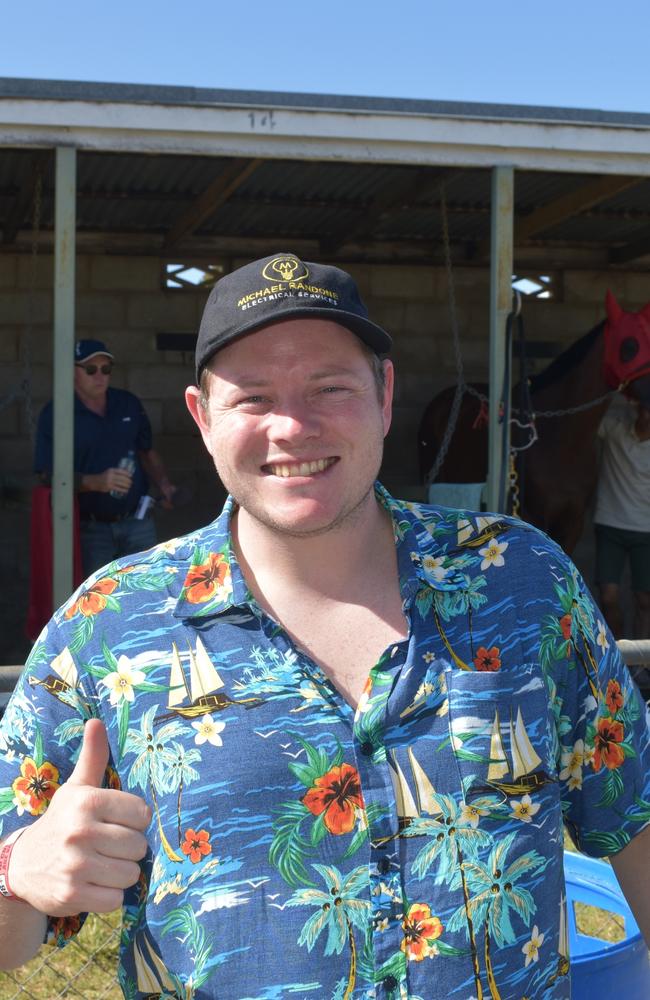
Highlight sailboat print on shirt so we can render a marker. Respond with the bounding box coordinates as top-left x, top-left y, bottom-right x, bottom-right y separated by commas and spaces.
389, 747, 442, 821
28, 646, 91, 715
156, 637, 264, 722
485, 707, 553, 796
